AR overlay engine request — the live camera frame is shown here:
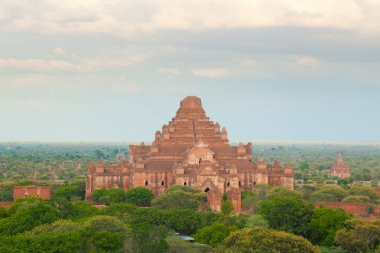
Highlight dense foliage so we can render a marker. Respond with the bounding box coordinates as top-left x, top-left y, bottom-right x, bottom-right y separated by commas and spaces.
334, 219, 380, 253
258, 187, 314, 235
306, 207, 351, 246
218, 227, 319, 253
